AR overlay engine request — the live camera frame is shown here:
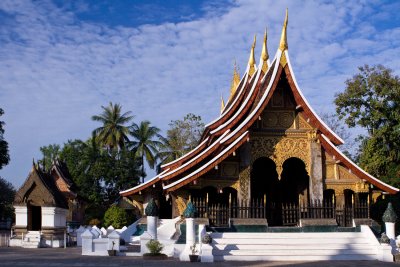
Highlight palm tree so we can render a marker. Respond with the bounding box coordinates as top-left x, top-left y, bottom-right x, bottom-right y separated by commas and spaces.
129, 121, 163, 183
91, 102, 134, 151
156, 135, 183, 173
